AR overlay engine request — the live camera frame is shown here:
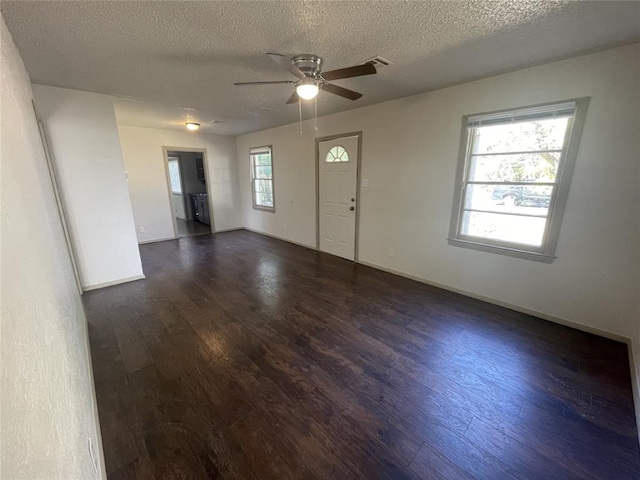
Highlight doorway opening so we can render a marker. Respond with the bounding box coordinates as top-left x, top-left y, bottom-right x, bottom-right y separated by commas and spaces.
316, 132, 362, 261
163, 148, 213, 238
